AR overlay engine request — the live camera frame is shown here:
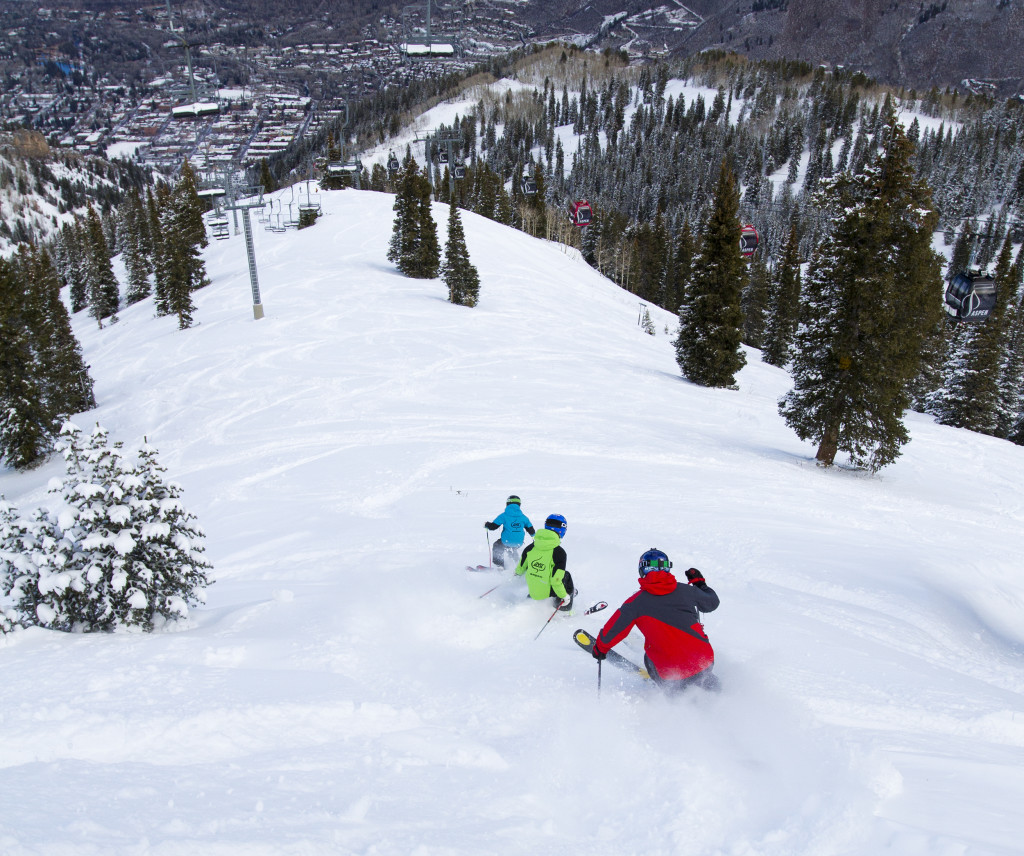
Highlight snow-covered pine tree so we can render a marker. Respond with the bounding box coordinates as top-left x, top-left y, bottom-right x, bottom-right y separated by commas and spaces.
665, 220, 695, 314
413, 171, 441, 279
0, 496, 26, 634
17, 423, 212, 632
779, 101, 943, 470
675, 158, 747, 388
123, 438, 213, 628
85, 206, 120, 327
0, 255, 54, 469
121, 191, 153, 305
442, 199, 480, 307
151, 183, 172, 317
933, 237, 1018, 434
21, 246, 96, 419
761, 220, 802, 368
387, 154, 422, 275
0, 493, 80, 631
176, 161, 211, 294
998, 248, 1024, 441
741, 254, 771, 349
